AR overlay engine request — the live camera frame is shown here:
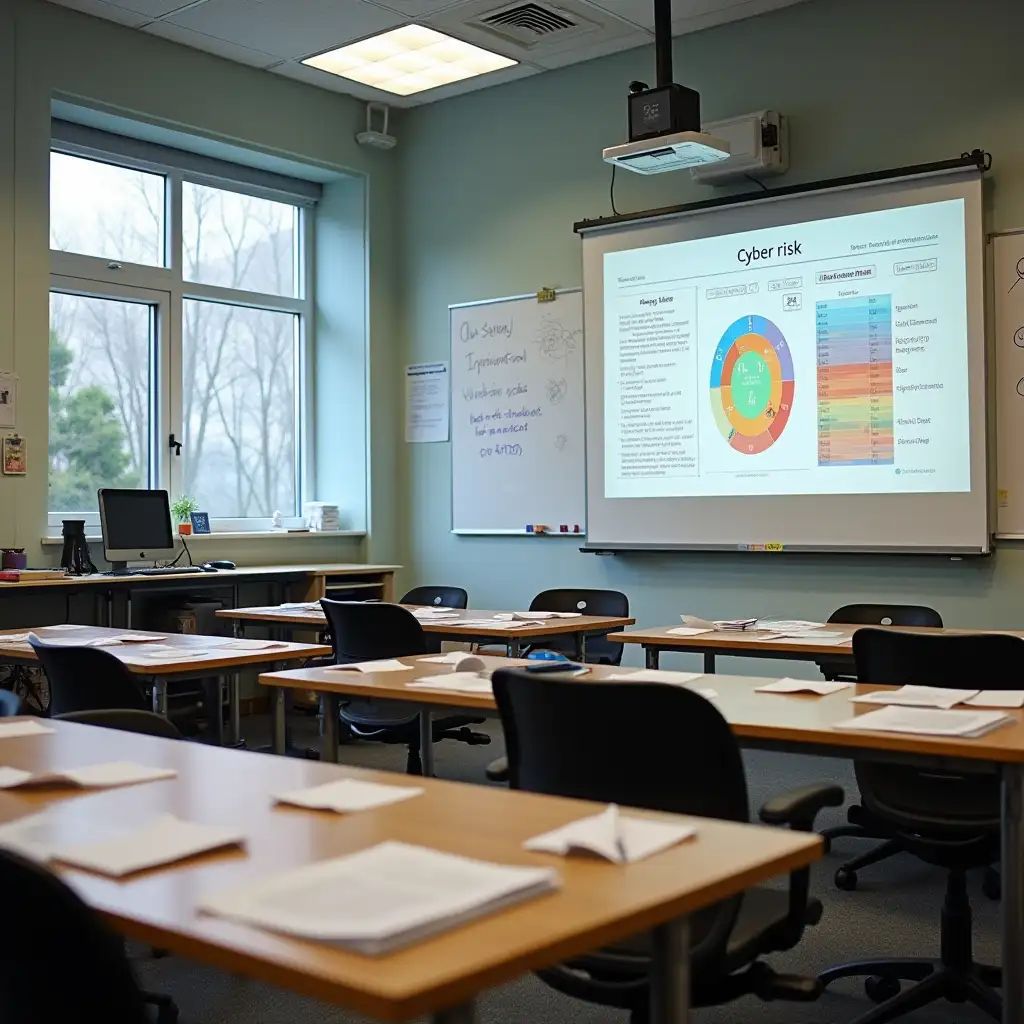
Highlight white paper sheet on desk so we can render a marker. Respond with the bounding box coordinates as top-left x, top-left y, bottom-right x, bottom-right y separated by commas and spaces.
835, 706, 1013, 739
850, 685, 980, 710
41, 624, 88, 631
605, 669, 704, 685
38, 636, 124, 648
279, 602, 322, 611
762, 634, 851, 647
407, 673, 493, 694
525, 805, 697, 864
219, 639, 288, 652
0, 720, 54, 739
509, 611, 583, 620
962, 691, 1024, 709
198, 840, 560, 953
275, 778, 424, 813
756, 678, 852, 696
680, 615, 717, 630
757, 619, 827, 632
0, 633, 31, 643
105, 634, 168, 643
121, 648, 215, 661
328, 659, 409, 673
666, 626, 714, 637
0, 761, 176, 790
419, 652, 469, 664
477, 621, 546, 630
